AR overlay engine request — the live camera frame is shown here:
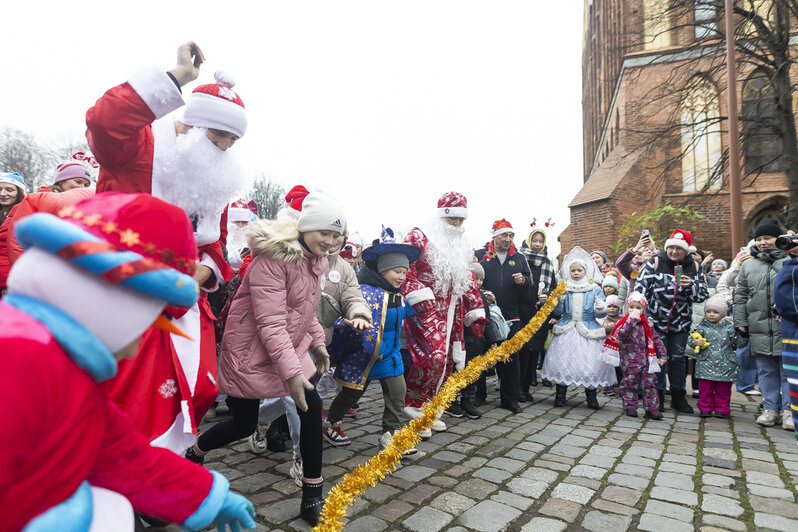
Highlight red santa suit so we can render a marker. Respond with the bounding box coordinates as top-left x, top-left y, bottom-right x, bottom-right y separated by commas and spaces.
86, 67, 246, 453
402, 192, 486, 408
